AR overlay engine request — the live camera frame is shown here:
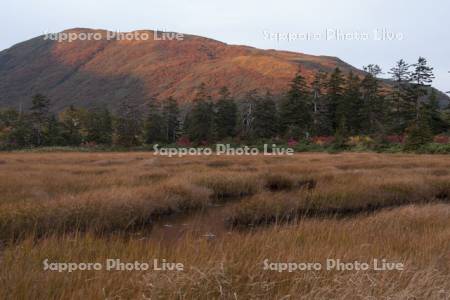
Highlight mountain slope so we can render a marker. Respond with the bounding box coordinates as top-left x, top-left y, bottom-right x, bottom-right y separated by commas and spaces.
0, 28, 446, 111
